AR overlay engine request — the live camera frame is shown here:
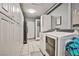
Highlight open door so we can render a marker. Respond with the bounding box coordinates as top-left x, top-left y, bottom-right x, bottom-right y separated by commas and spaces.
24, 19, 27, 44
